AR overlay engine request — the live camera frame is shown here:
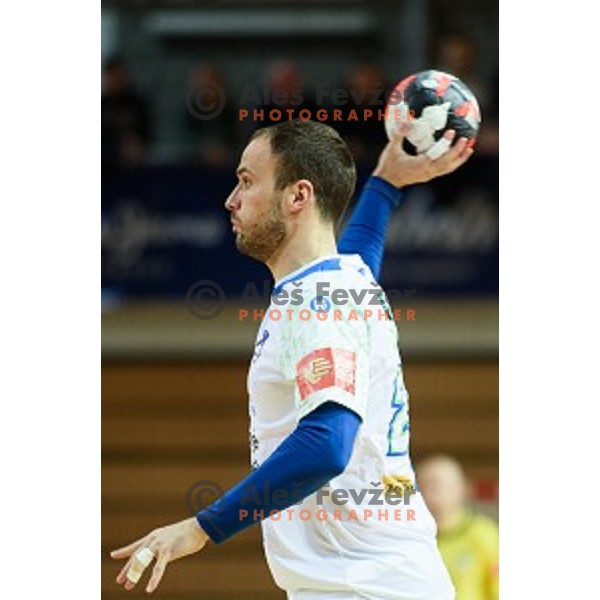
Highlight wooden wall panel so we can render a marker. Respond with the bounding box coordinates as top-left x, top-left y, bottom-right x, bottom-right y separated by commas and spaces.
102, 360, 498, 599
